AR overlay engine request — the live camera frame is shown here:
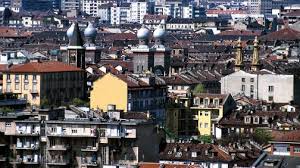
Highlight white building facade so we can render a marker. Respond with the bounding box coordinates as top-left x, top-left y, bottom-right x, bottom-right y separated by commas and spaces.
220, 70, 294, 103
